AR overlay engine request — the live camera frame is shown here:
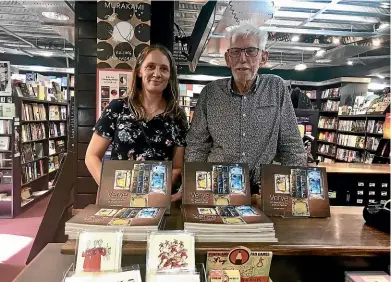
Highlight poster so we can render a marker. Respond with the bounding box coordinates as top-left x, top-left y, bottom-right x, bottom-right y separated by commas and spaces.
97, 68, 133, 120
0, 62, 11, 96
97, 0, 151, 69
